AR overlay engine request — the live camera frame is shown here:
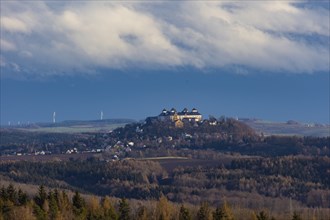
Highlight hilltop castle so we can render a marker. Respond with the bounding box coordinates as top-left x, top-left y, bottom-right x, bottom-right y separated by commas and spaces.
145, 108, 203, 128
158, 108, 202, 124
